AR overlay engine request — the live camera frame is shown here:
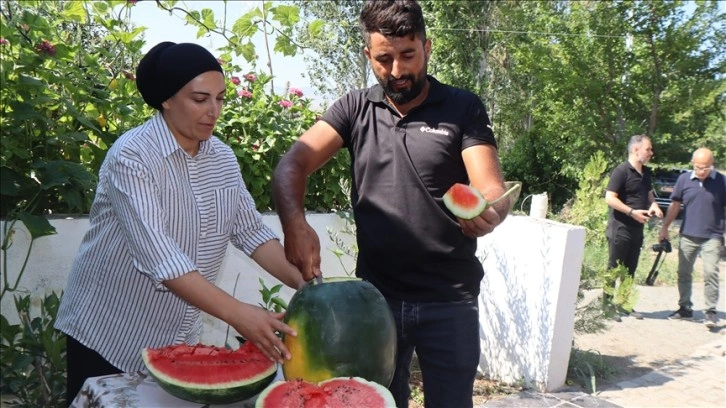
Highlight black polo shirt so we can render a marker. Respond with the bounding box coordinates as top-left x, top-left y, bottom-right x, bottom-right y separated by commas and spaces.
606, 161, 653, 237
322, 76, 497, 302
